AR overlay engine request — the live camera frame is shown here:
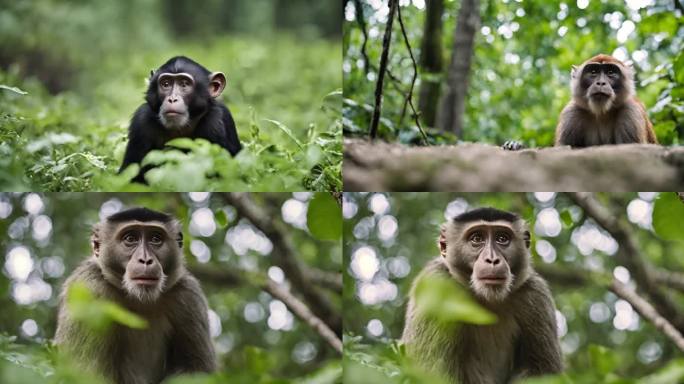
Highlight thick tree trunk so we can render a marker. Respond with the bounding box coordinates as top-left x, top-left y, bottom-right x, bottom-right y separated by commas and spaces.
417, 0, 444, 128
438, 0, 480, 136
